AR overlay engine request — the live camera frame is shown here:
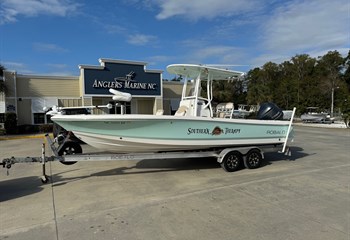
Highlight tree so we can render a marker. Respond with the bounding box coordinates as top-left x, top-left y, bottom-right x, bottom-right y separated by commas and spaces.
171, 75, 183, 81
290, 54, 316, 110
343, 50, 350, 90
246, 67, 264, 105
316, 51, 346, 116
275, 61, 294, 109
246, 62, 280, 106
243, 51, 350, 118
339, 50, 350, 124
